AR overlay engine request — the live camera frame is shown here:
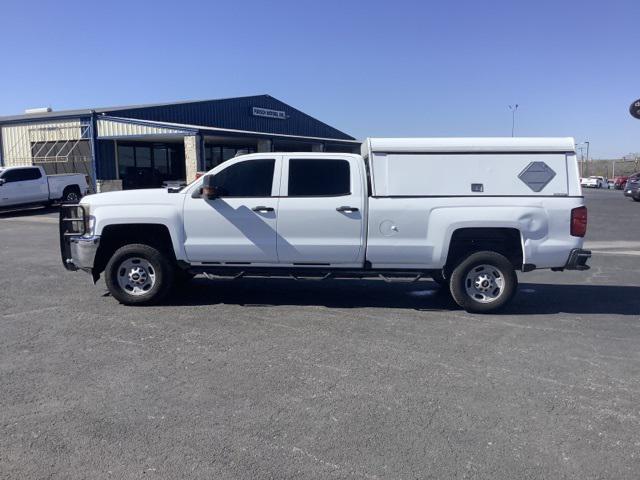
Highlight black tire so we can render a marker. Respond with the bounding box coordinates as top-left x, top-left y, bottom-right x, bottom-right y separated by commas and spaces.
430, 270, 449, 287
62, 186, 81, 204
449, 251, 517, 313
105, 244, 174, 305
633, 197, 640, 202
